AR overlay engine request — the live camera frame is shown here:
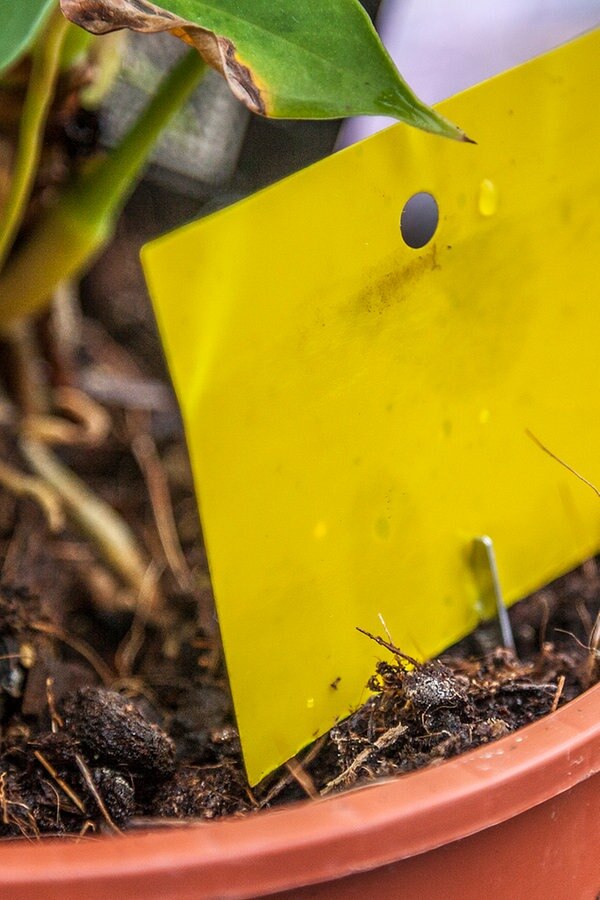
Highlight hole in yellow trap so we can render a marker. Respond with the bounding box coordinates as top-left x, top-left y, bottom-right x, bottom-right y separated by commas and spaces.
400, 192, 439, 248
